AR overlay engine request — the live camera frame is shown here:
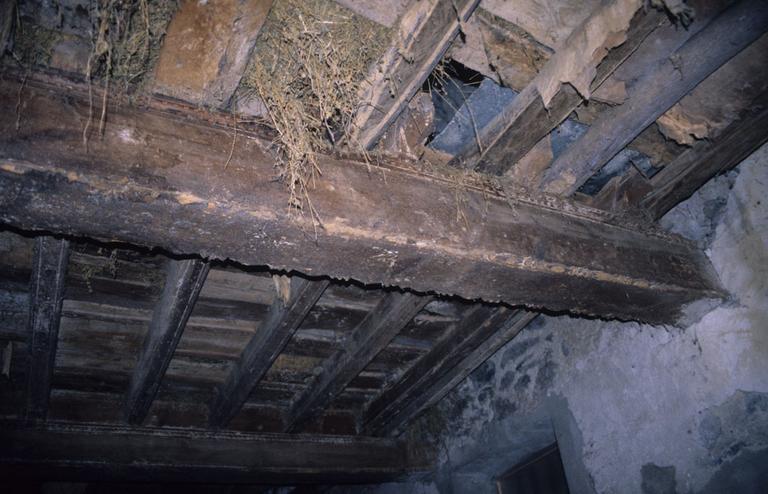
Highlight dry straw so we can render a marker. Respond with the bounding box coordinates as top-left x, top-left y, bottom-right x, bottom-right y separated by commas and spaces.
240, 0, 389, 228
